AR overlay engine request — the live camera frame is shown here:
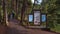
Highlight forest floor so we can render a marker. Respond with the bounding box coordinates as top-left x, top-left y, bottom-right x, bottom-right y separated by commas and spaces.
0, 19, 60, 34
